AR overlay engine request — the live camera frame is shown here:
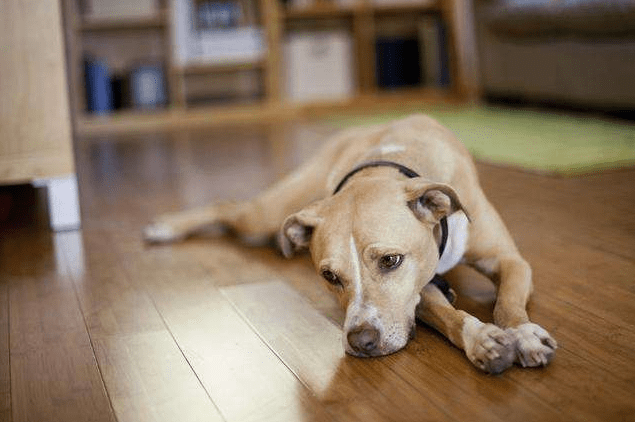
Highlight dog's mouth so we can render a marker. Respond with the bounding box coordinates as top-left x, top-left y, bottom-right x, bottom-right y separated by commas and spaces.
345, 341, 407, 358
